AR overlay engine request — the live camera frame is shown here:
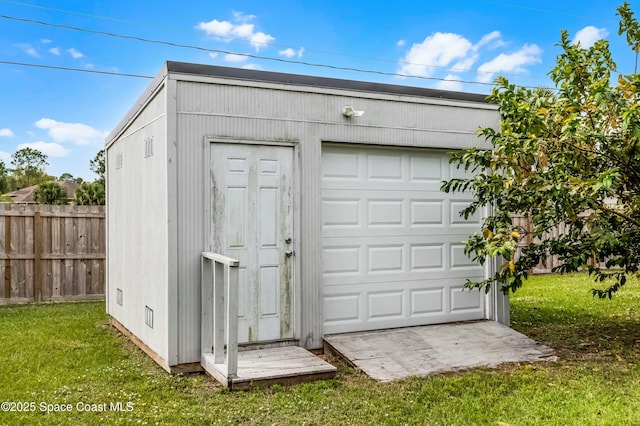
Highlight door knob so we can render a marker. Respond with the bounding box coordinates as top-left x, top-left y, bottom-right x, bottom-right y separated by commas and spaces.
285, 250, 293, 257
285, 237, 292, 244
